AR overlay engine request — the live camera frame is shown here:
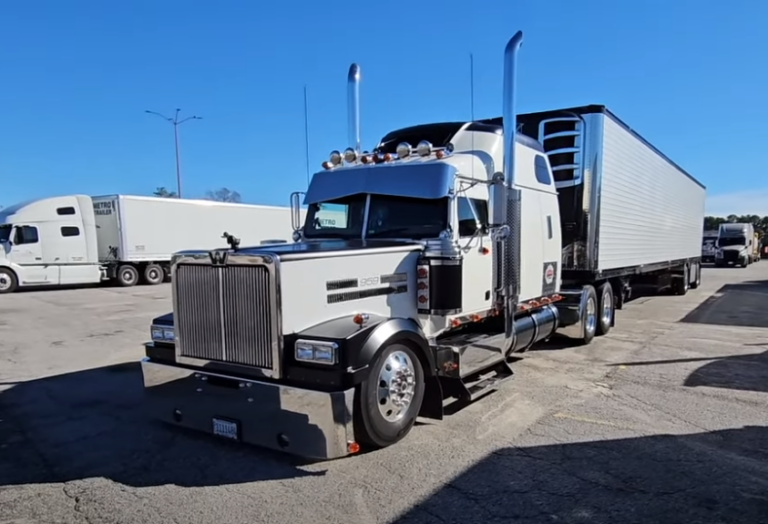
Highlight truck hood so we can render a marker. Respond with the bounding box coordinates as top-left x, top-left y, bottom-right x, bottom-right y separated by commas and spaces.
238, 238, 423, 260
173, 238, 425, 263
